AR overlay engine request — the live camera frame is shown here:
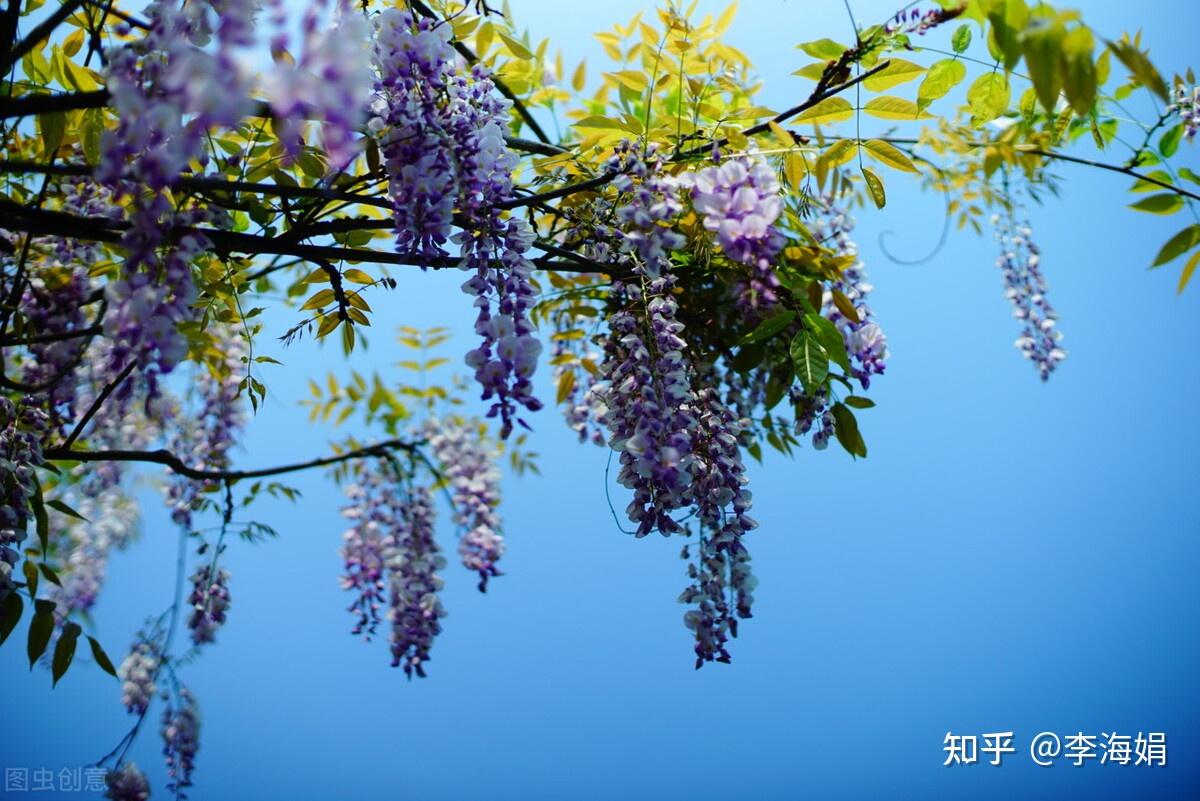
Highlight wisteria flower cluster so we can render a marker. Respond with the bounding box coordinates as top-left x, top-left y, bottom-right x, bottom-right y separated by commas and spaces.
1170, 84, 1200, 141
0, 399, 48, 598
117, 639, 158, 716
103, 763, 151, 801
386, 485, 445, 678
339, 459, 446, 675
166, 326, 248, 529
187, 564, 232, 646
372, 10, 542, 437
161, 688, 201, 795
425, 419, 506, 591
264, 0, 371, 170
815, 204, 890, 387
992, 211, 1066, 380
681, 155, 786, 311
